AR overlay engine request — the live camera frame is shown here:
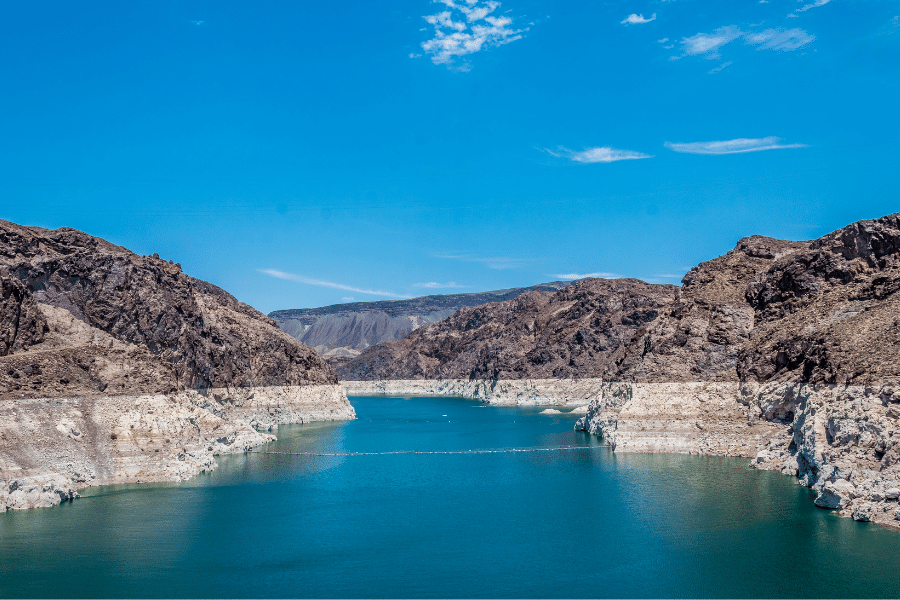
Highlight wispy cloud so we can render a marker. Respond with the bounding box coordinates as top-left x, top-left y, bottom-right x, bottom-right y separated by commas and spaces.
744, 28, 815, 50
553, 272, 619, 280
654, 273, 683, 278
664, 136, 808, 155
342, 297, 355, 301
435, 253, 527, 269
675, 25, 813, 60
545, 146, 653, 163
417, 0, 527, 70
412, 281, 467, 289
622, 13, 656, 25
789, 0, 831, 17
259, 269, 411, 299
708, 61, 733, 74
